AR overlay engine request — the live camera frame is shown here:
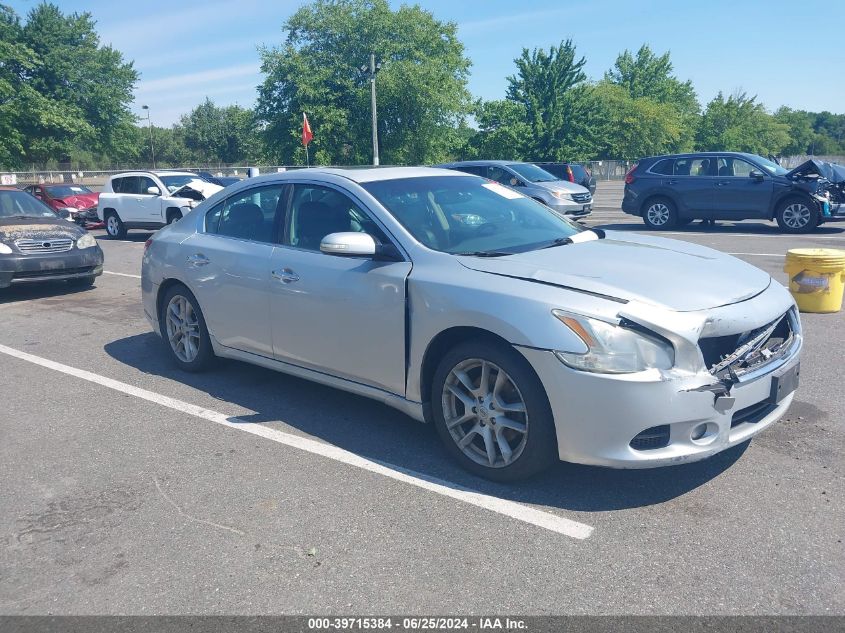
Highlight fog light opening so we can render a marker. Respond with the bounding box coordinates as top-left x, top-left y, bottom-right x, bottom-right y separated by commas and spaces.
690, 422, 718, 445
